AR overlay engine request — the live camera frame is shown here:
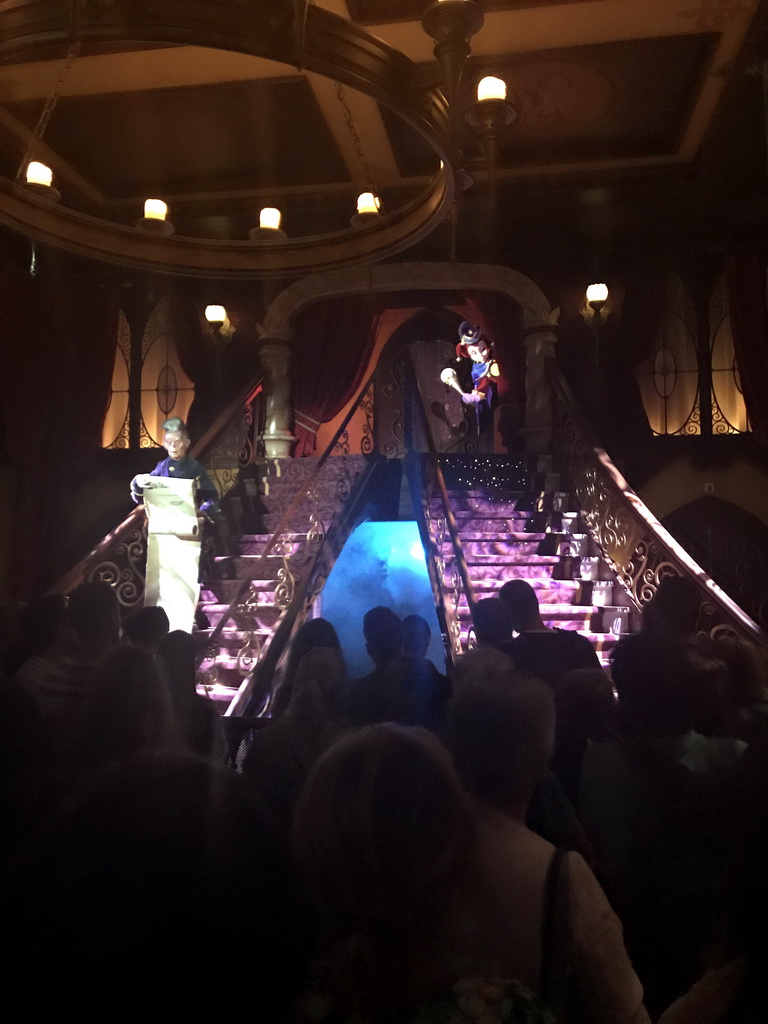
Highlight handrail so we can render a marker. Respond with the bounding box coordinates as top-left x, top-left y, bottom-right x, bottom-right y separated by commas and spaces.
51, 377, 264, 600
403, 352, 476, 661
204, 368, 378, 661
547, 358, 768, 648
226, 452, 379, 716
